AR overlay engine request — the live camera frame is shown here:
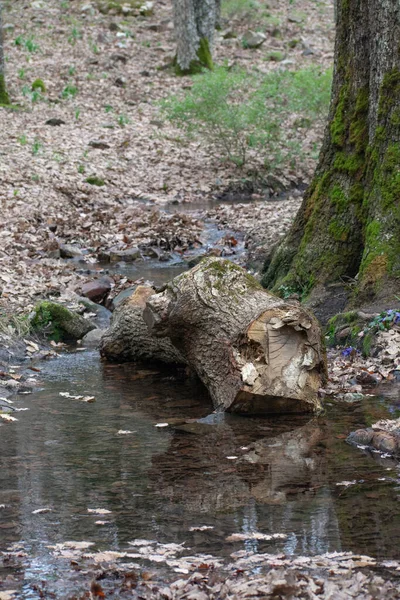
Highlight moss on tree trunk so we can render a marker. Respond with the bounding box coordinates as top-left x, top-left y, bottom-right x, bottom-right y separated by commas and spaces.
262, 0, 400, 307
0, 74, 9, 105
174, 38, 213, 76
